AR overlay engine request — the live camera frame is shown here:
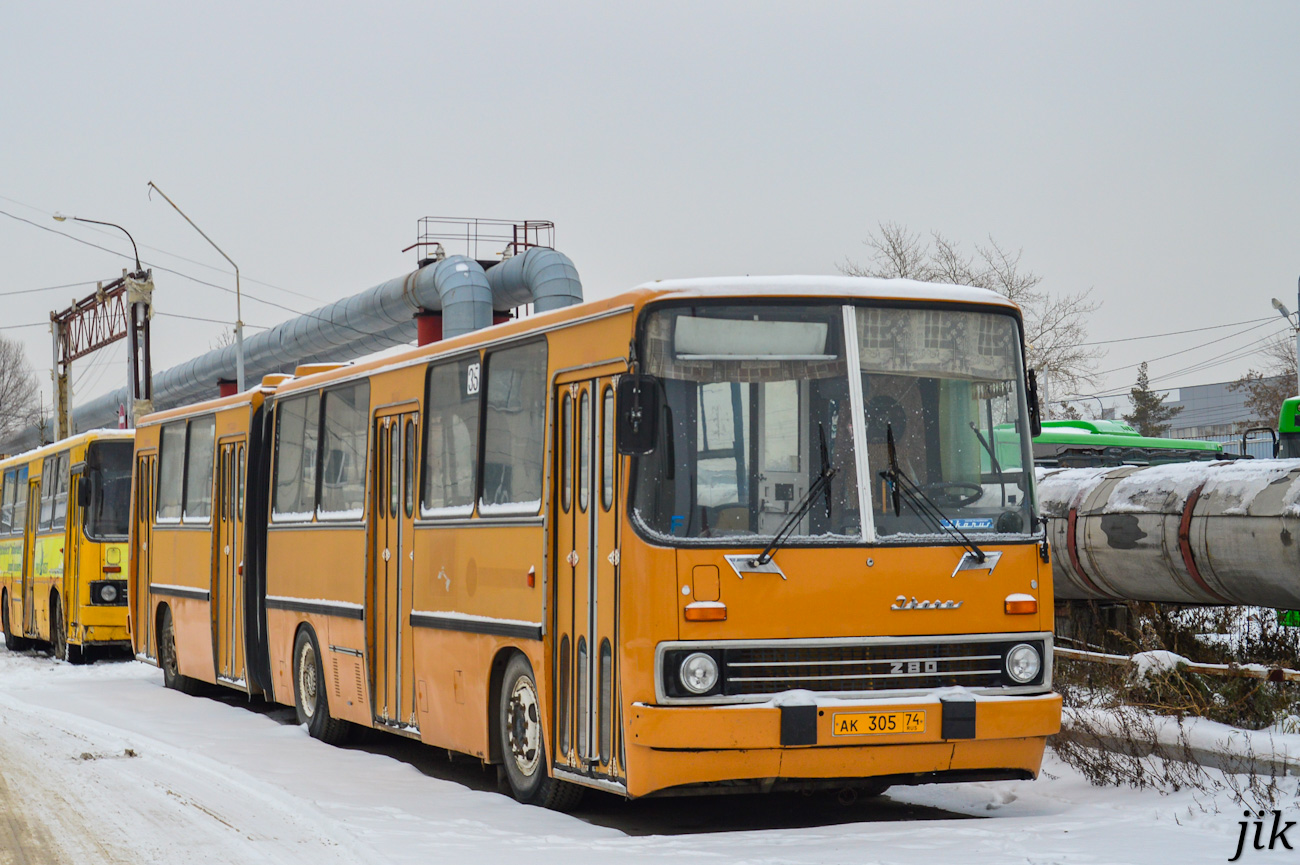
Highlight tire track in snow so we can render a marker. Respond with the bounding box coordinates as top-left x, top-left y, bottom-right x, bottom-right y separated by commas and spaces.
0, 687, 388, 864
